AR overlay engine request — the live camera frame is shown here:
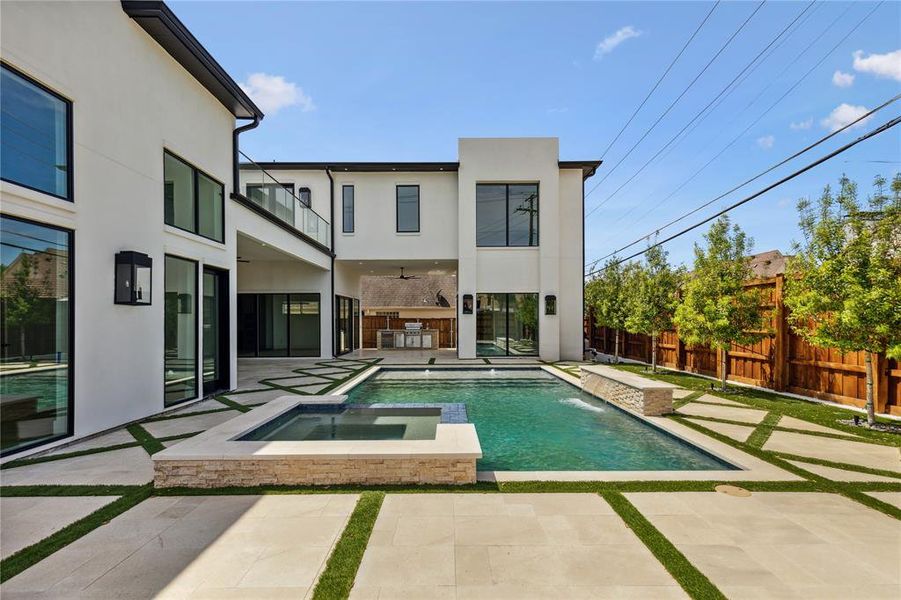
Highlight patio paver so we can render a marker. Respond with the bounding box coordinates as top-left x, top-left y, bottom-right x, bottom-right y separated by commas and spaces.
2, 494, 357, 599
43, 428, 136, 456
627, 491, 901, 599
675, 402, 768, 424
350, 493, 686, 599
784, 460, 901, 483
0, 446, 154, 486
222, 388, 296, 405
866, 492, 901, 510
777, 415, 857, 437
683, 418, 755, 442
763, 430, 901, 473
142, 409, 241, 438
0, 496, 119, 559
